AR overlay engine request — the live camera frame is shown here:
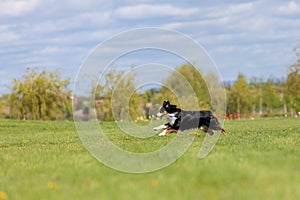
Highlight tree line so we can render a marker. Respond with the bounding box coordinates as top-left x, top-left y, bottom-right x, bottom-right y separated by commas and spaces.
1, 44, 299, 121
1, 68, 72, 120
